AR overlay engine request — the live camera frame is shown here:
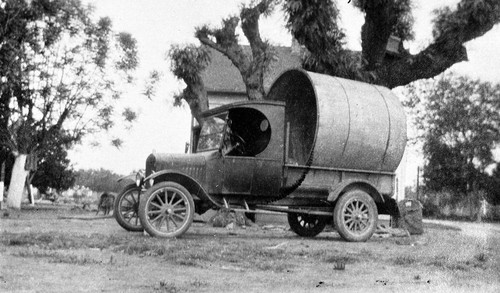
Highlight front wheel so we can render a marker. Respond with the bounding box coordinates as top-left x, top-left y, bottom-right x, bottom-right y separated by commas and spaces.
138, 182, 195, 238
333, 190, 378, 242
288, 212, 327, 237
114, 184, 143, 232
